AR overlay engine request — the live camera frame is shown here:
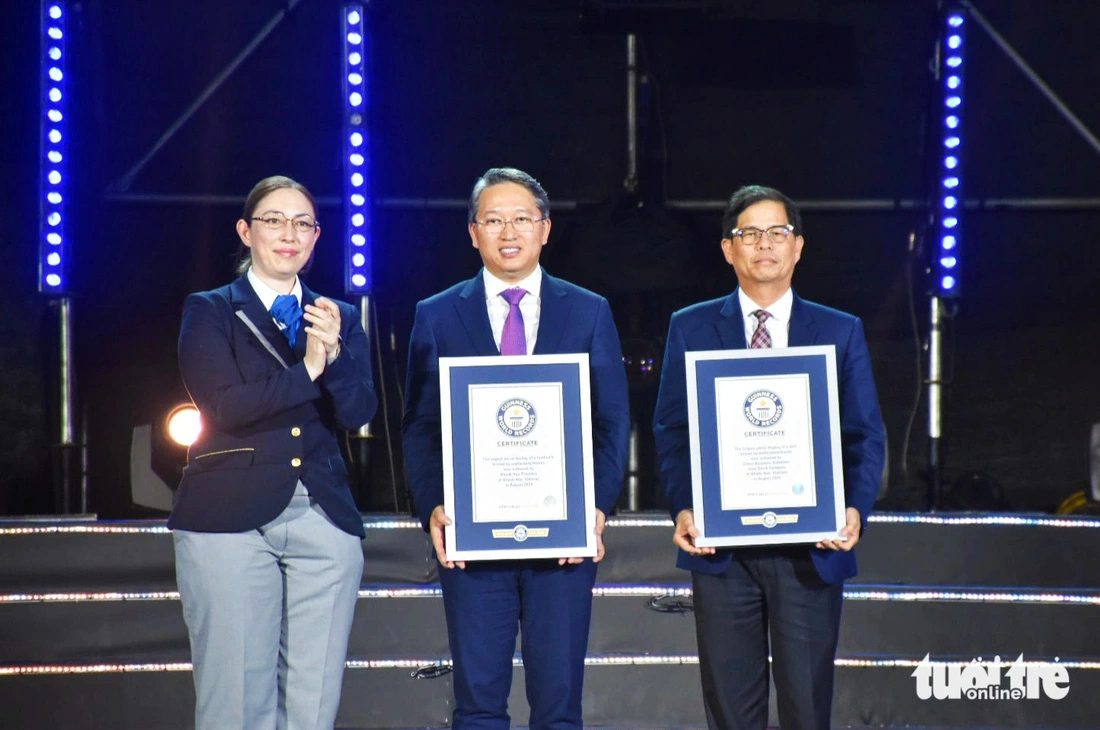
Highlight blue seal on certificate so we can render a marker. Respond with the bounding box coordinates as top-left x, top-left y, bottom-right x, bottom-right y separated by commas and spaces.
497, 399, 537, 438
762, 512, 779, 528
512, 525, 529, 542
743, 390, 784, 428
